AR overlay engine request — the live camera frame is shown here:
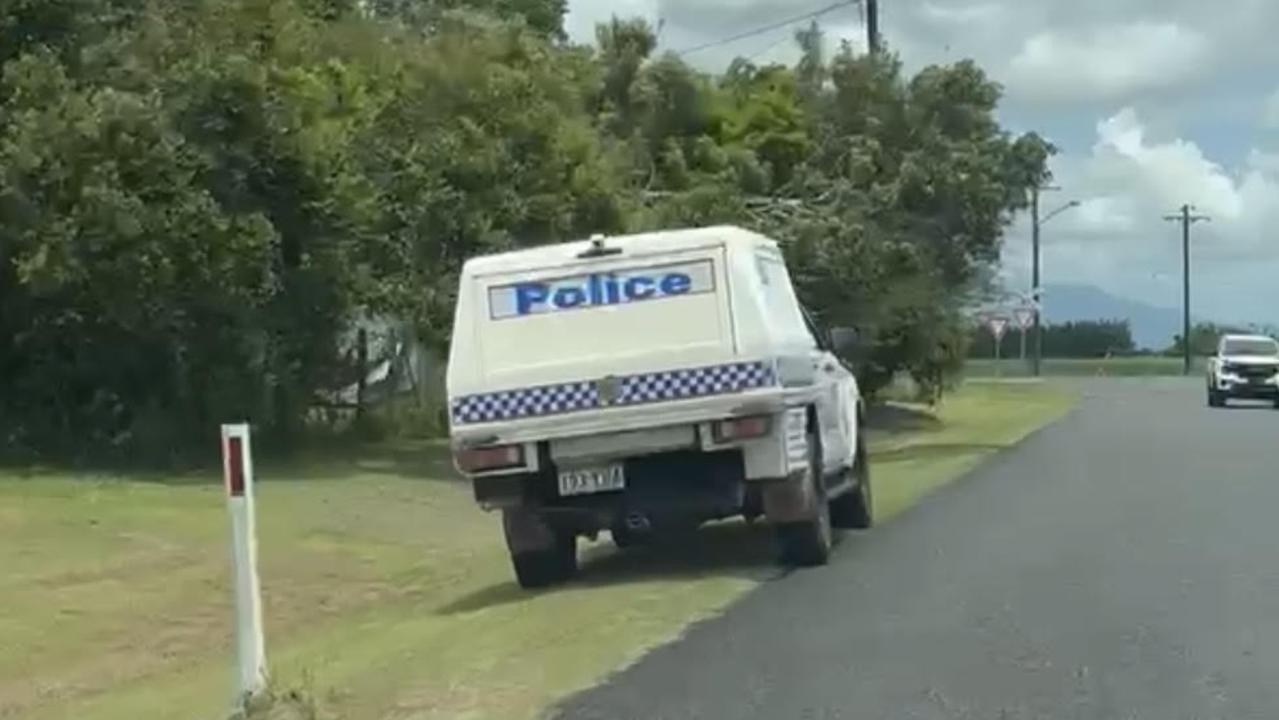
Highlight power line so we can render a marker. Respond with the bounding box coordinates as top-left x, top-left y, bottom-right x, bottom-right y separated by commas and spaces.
746, 29, 800, 61
676, 0, 858, 57
747, 0, 866, 62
